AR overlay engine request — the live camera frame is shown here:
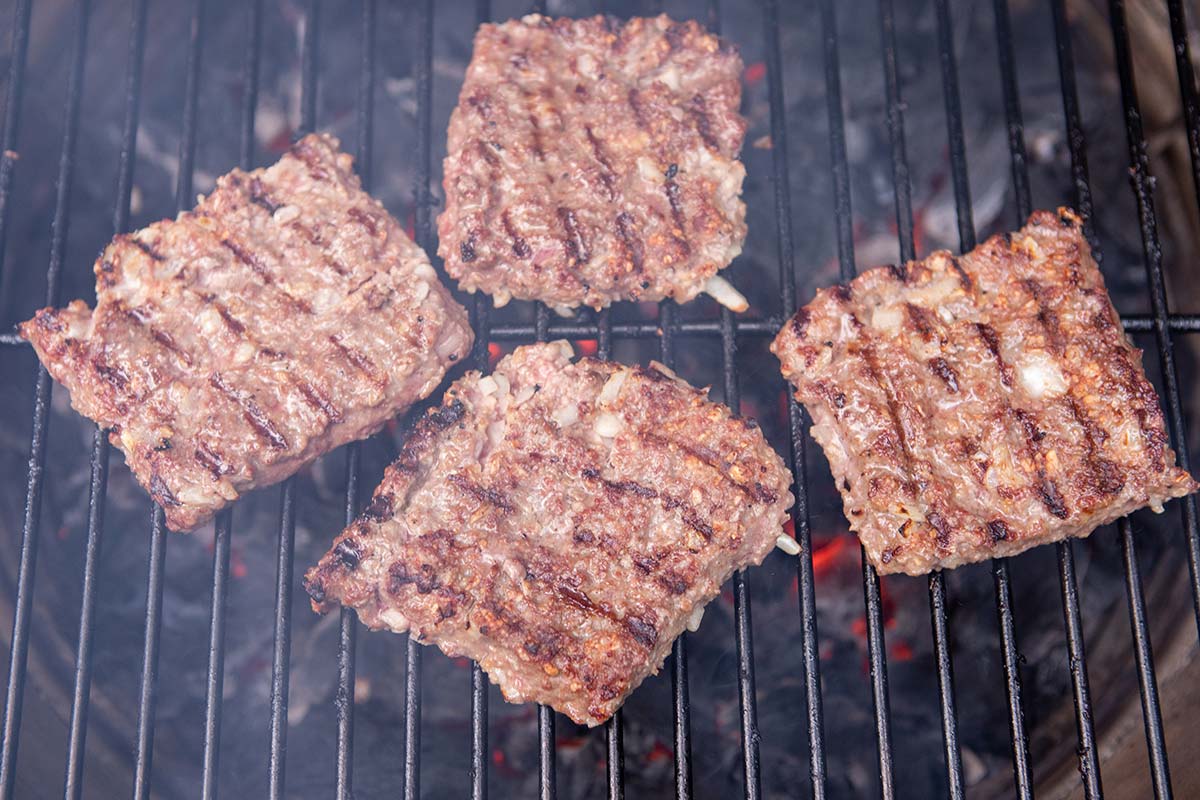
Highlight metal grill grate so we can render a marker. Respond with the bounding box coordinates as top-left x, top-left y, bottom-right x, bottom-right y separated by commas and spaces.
0, 0, 1198, 798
